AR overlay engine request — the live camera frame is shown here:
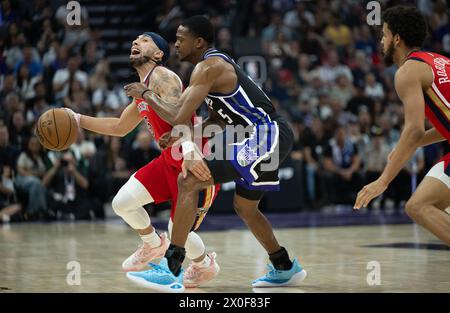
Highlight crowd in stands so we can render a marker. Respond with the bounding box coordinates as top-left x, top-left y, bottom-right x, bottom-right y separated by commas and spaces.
1, 0, 449, 222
